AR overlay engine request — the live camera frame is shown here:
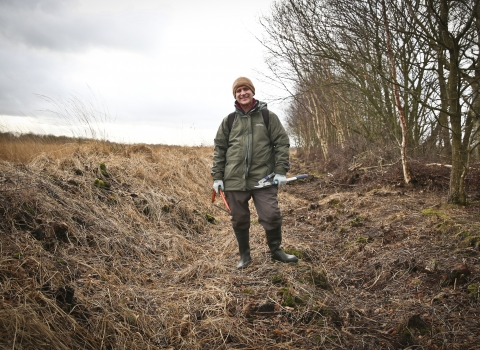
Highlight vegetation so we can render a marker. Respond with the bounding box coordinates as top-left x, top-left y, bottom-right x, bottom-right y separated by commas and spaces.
0, 135, 479, 349
260, 0, 479, 205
